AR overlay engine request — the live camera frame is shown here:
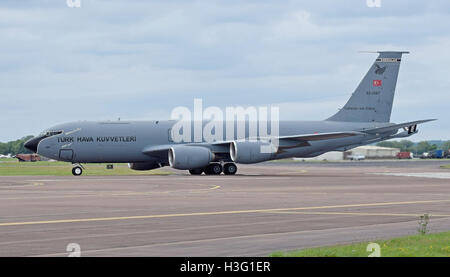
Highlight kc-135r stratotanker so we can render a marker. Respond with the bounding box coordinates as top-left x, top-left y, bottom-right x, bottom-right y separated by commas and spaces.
25, 52, 435, 176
